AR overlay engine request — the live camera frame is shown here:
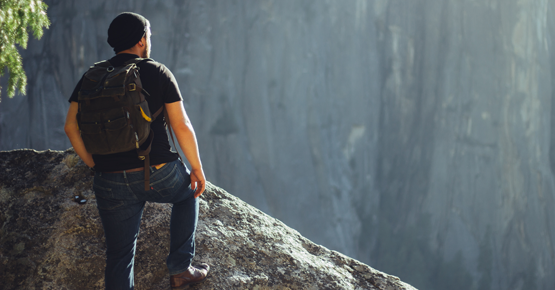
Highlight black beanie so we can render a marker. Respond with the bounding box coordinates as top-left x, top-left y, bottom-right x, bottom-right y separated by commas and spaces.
107, 12, 149, 53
